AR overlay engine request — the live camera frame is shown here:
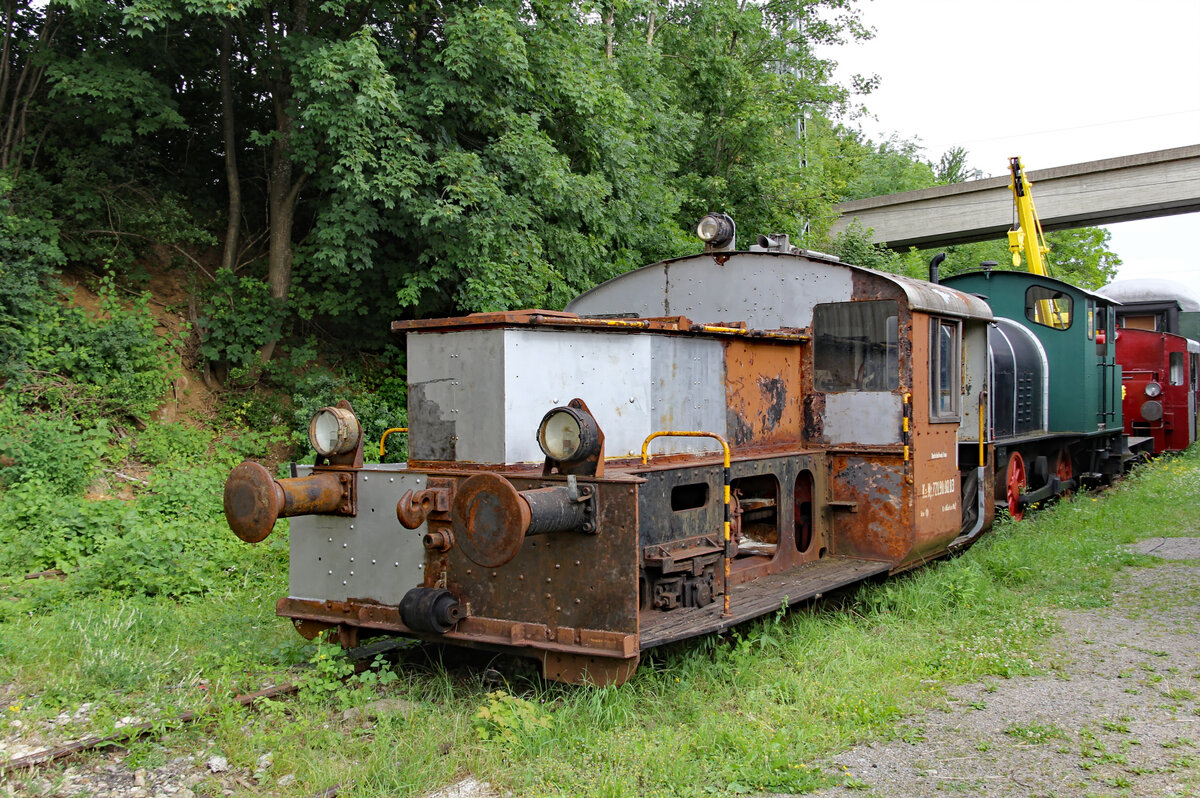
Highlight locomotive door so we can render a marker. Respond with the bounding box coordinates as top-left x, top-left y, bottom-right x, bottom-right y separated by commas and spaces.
911, 314, 964, 555
1096, 303, 1118, 430
1191, 351, 1198, 443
